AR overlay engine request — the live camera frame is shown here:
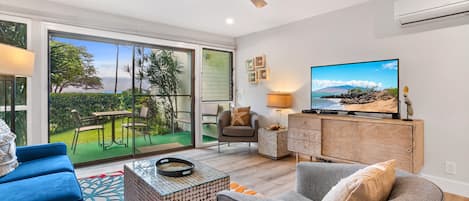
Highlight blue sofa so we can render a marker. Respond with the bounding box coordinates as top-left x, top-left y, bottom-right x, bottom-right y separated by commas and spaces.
0, 143, 83, 201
